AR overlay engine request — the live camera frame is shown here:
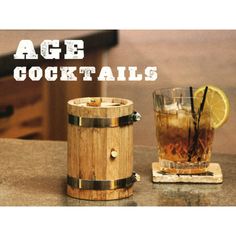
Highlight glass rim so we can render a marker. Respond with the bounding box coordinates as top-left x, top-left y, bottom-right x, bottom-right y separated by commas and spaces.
154, 109, 212, 115
152, 87, 206, 99
153, 87, 197, 94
